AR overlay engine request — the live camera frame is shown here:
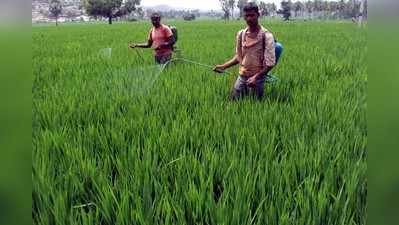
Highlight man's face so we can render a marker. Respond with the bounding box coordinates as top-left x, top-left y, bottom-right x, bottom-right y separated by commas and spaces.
244, 10, 259, 27
151, 16, 161, 27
